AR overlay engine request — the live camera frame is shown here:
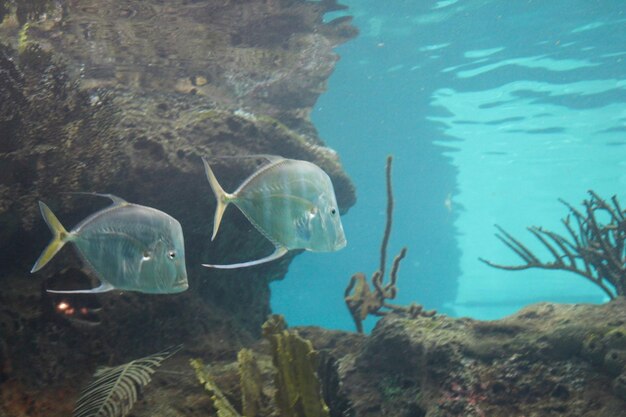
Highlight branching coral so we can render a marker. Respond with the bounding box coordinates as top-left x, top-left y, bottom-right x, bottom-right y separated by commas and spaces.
480, 190, 626, 299
344, 156, 435, 333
